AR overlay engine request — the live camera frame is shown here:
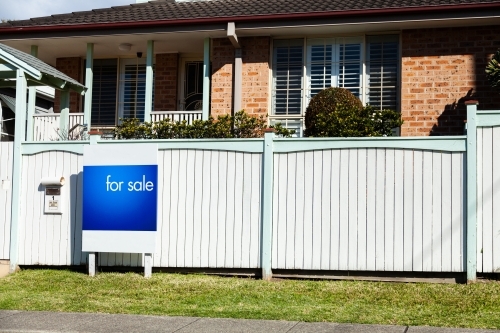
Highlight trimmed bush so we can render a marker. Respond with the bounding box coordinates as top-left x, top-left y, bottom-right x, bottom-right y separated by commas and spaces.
304, 87, 402, 137
304, 87, 363, 137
